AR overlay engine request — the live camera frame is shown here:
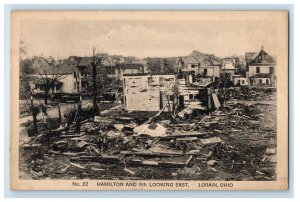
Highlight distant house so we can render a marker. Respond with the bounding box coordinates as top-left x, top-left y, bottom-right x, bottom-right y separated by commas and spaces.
29, 57, 82, 94
78, 57, 145, 81
221, 57, 239, 81
232, 75, 249, 86
109, 63, 145, 80
247, 46, 276, 86
175, 51, 222, 84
